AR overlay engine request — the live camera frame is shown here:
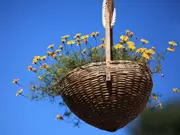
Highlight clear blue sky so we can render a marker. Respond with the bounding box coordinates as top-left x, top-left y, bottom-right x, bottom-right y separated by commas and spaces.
1, 0, 180, 135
